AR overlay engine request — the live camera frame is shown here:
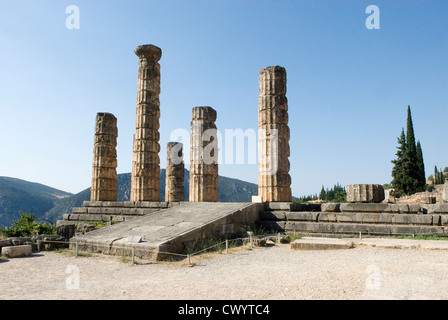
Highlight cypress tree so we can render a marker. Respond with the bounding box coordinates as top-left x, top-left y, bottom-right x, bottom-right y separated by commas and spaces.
319, 185, 326, 201
391, 129, 408, 196
435, 166, 445, 185
416, 141, 426, 191
405, 106, 419, 193
434, 166, 439, 184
